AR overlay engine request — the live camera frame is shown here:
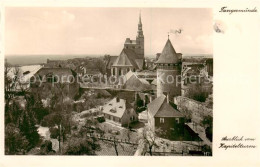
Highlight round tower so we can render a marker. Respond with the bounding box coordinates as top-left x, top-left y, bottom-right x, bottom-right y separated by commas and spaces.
155, 38, 182, 101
